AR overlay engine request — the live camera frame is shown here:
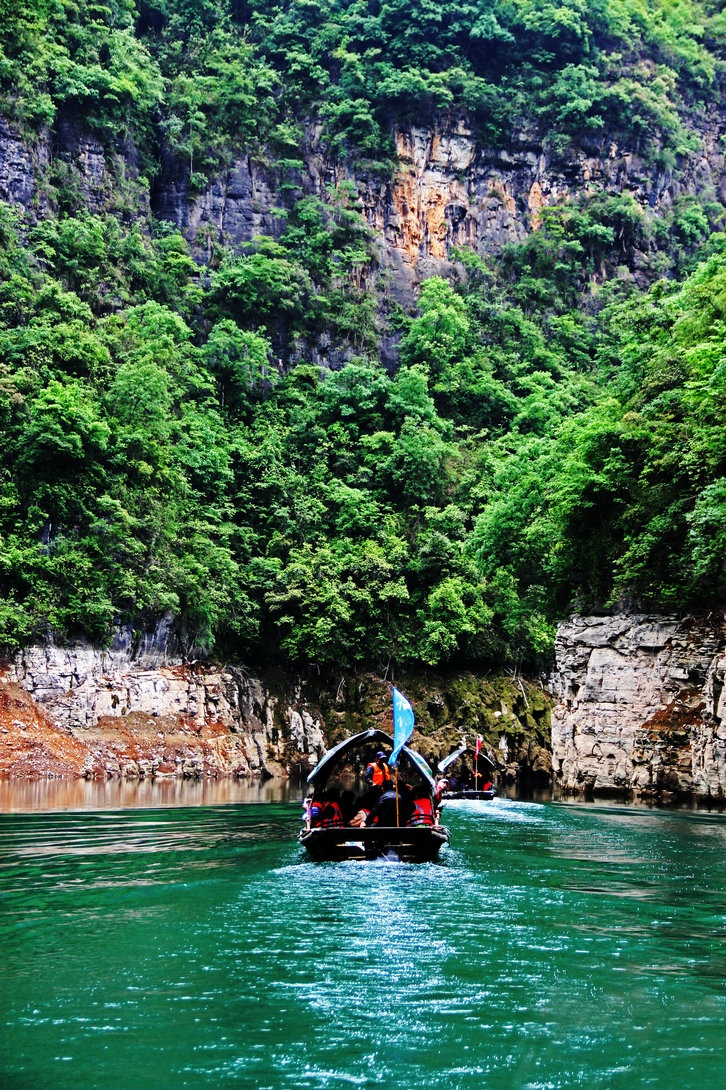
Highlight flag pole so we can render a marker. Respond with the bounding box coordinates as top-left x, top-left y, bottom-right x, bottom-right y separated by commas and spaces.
395, 766, 399, 827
